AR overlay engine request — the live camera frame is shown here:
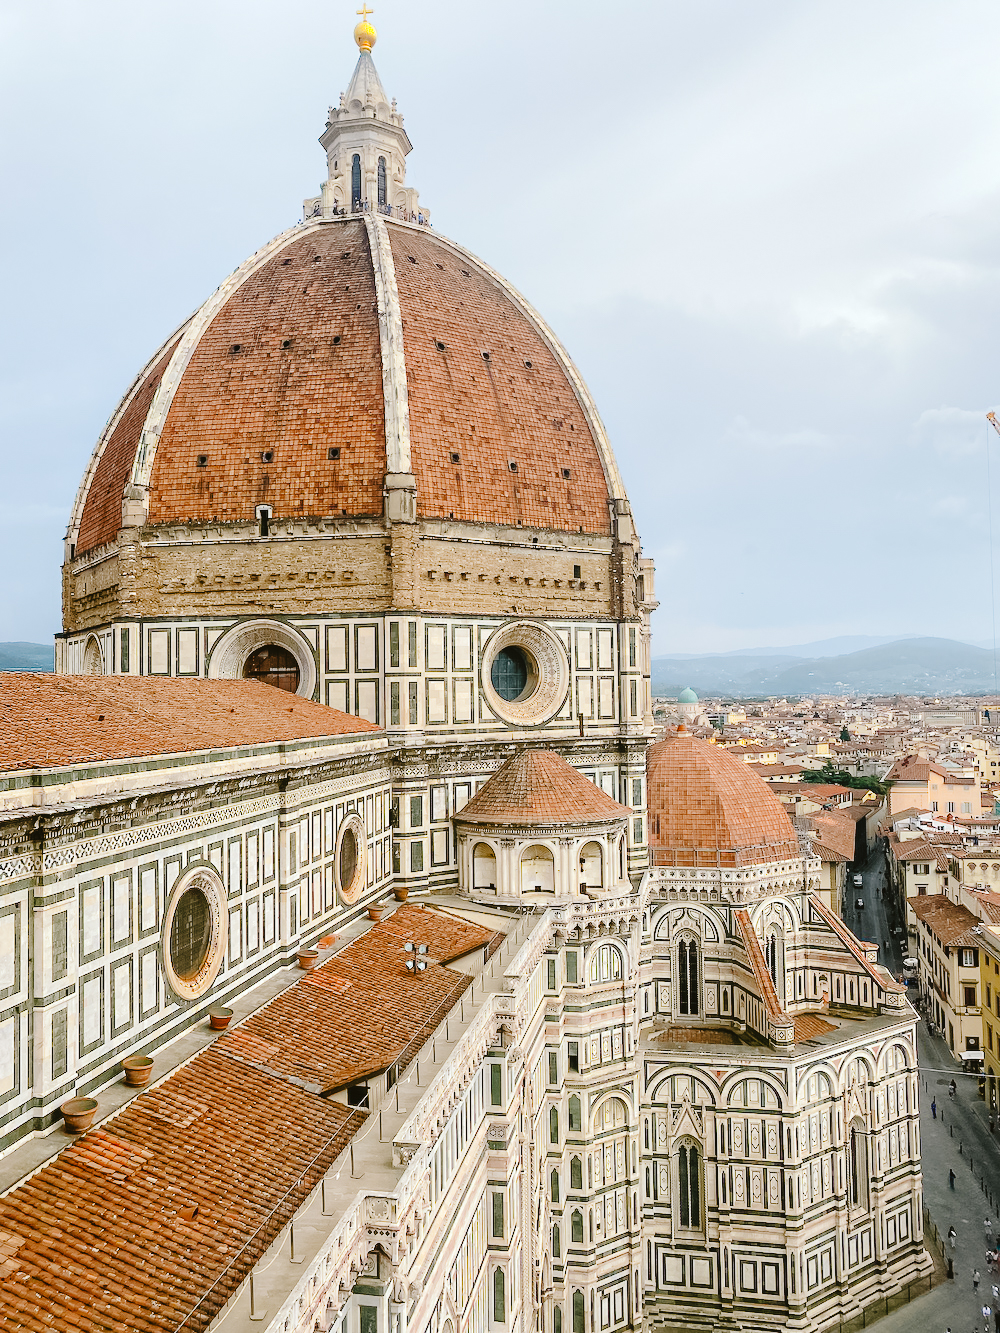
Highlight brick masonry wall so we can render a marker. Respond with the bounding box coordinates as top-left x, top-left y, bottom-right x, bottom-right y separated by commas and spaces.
64, 519, 633, 630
